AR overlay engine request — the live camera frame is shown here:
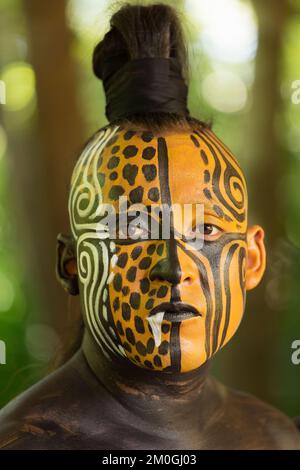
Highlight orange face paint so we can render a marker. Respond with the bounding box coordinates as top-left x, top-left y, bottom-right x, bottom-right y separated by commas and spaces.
69, 125, 248, 372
